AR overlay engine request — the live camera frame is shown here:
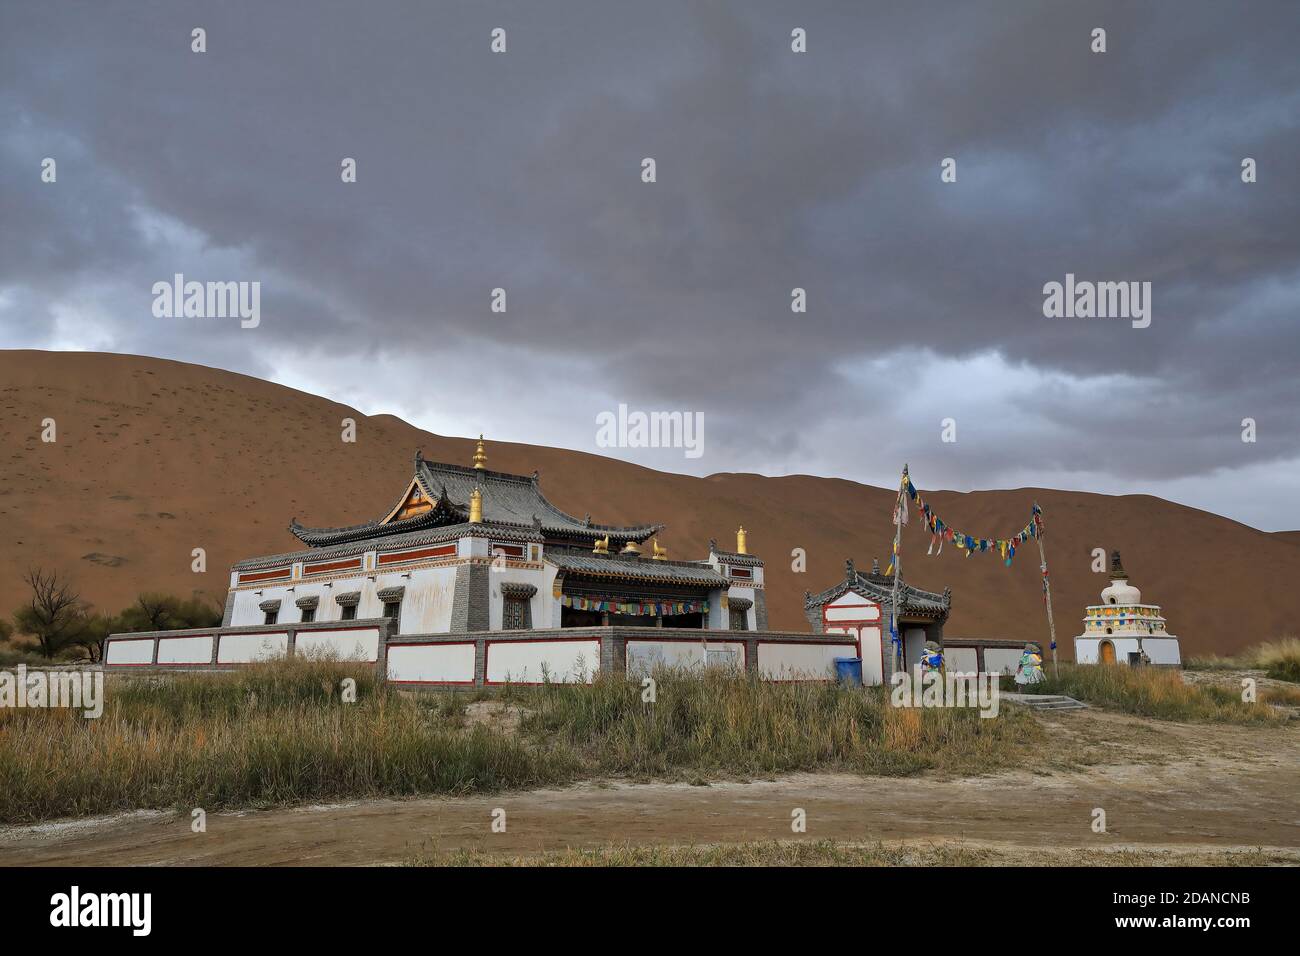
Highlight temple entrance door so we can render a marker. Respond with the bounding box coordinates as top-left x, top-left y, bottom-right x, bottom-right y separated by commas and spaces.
1099, 640, 1116, 664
